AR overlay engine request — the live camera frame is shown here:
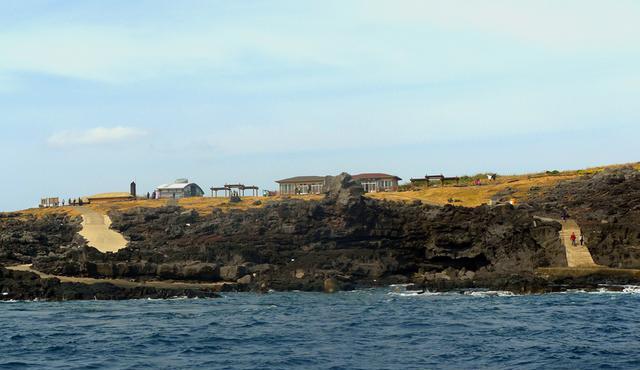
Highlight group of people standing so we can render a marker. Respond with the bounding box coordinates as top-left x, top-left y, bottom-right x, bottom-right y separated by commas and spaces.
562, 210, 585, 246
